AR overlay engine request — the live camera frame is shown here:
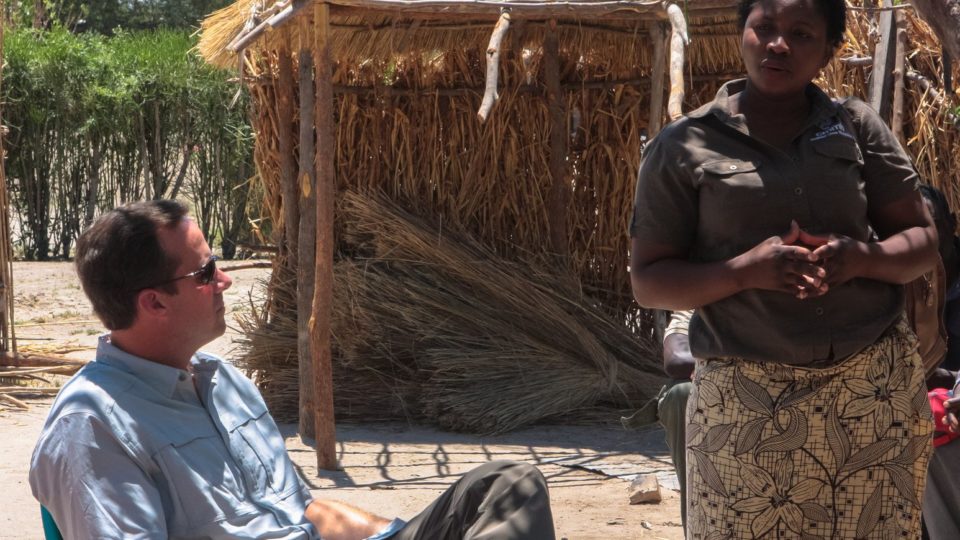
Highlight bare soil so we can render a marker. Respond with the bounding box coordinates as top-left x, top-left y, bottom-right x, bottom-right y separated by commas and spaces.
0, 261, 684, 540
